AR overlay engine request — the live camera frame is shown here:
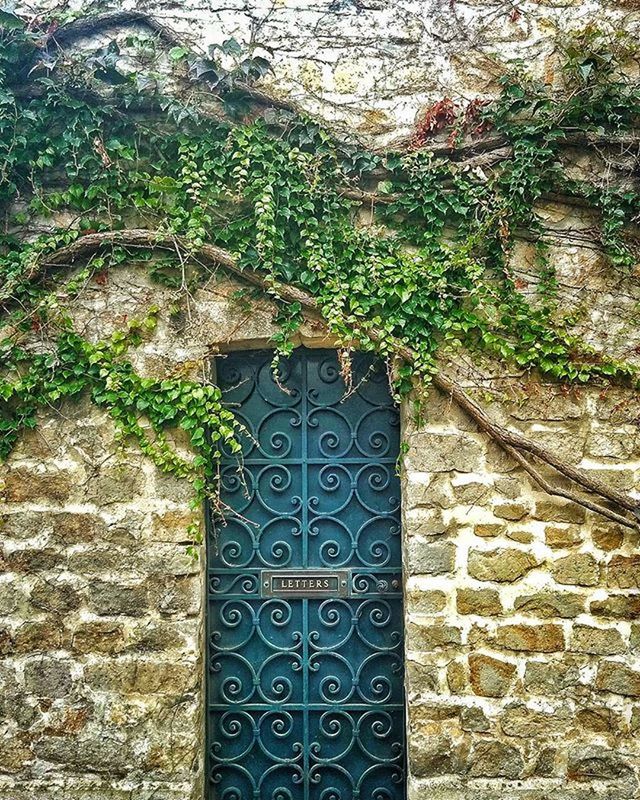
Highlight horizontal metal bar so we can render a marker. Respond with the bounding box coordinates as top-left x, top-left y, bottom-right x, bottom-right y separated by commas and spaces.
220, 458, 398, 465
208, 567, 402, 574
208, 704, 405, 711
